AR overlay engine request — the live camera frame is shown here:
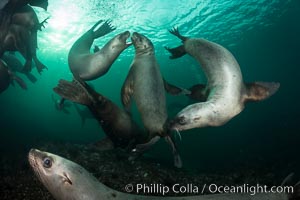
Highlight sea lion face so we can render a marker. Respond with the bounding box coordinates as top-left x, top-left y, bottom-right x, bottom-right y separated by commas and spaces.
28, 149, 90, 200
131, 32, 154, 55
110, 31, 132, 50
168, 104, 209, 131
